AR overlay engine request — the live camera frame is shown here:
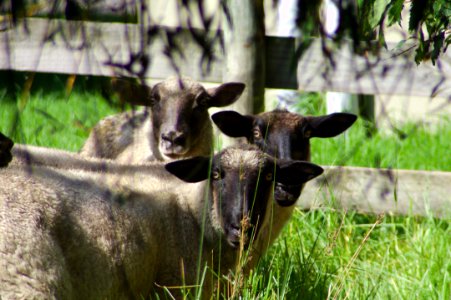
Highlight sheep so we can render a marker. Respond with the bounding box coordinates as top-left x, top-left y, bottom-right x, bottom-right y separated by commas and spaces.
212, 109, 357, 205
79, 76, 245, 163
211, 110, 356, 248
0, 144, 323, 299
4, 76, 243, 170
